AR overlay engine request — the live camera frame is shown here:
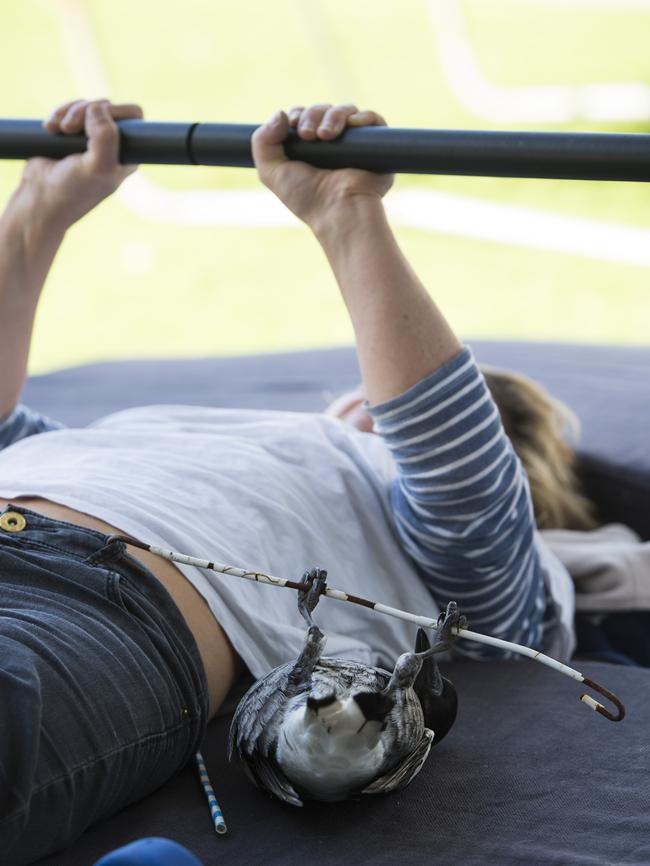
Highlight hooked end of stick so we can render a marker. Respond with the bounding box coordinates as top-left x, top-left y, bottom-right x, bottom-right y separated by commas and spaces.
580, 677, 626, 722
